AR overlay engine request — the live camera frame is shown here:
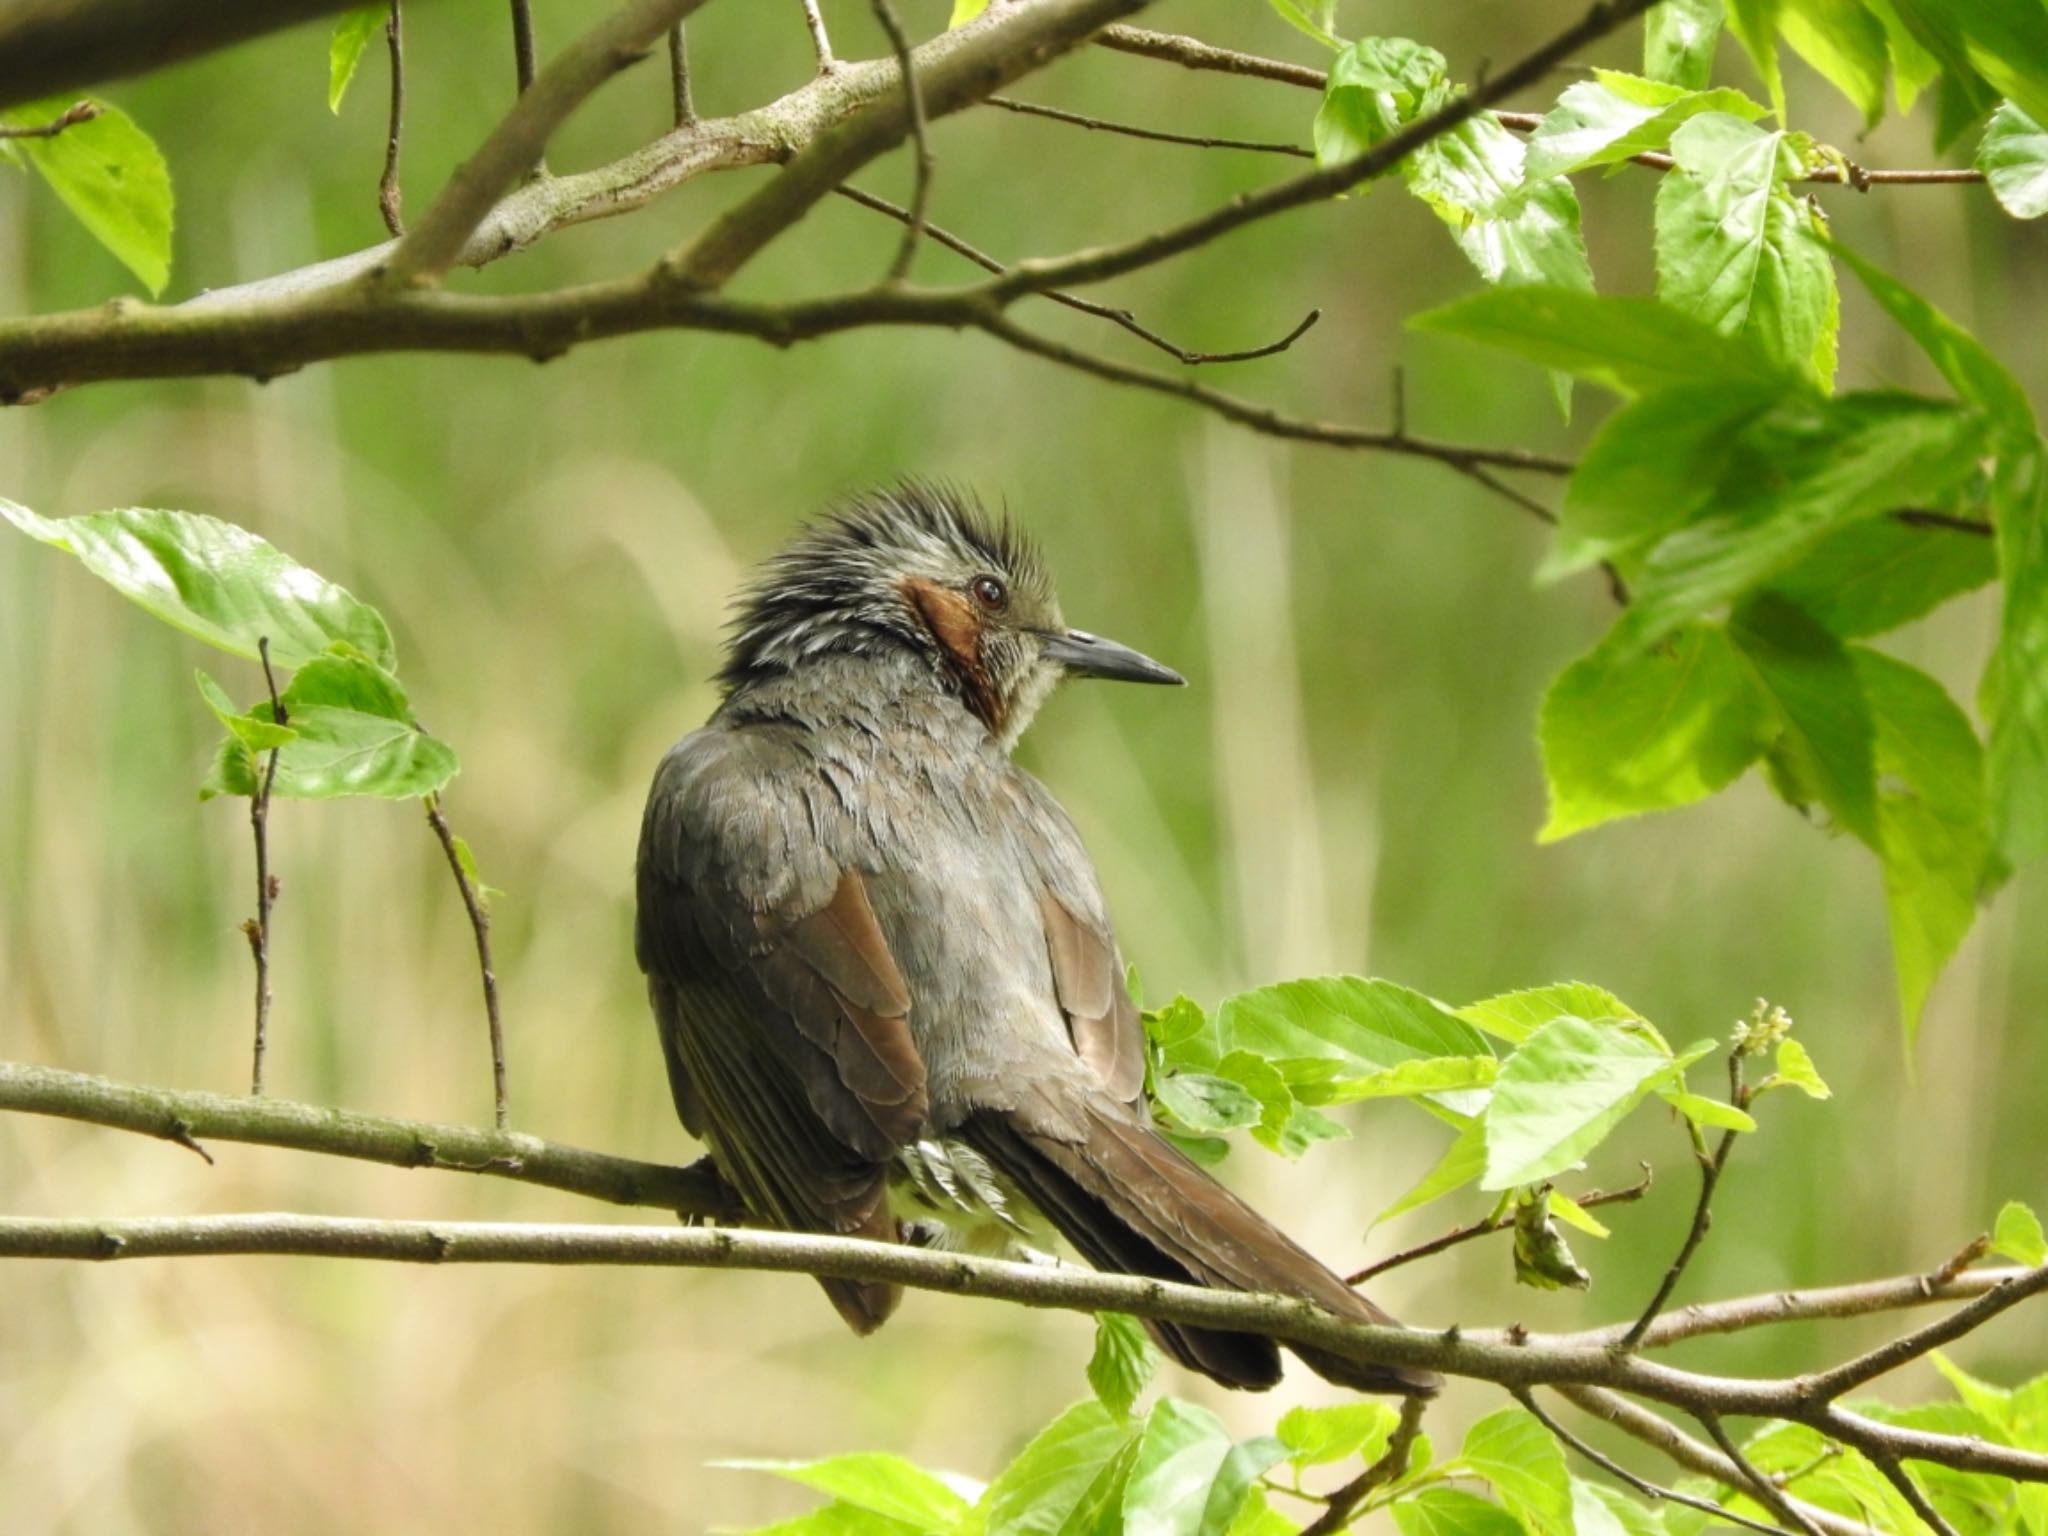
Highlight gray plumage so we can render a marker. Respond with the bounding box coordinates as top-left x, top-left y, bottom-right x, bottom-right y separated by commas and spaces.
636, 483, 1435, 1395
